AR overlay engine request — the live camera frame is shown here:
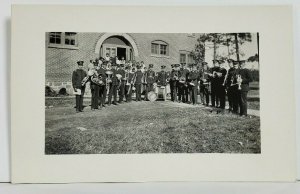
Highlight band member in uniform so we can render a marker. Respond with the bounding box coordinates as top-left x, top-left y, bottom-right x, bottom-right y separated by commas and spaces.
108, 63, 119, 105
217, 60, 227, 110
170, 64, 180, 102
145, 64, 156, 100
117, 63, 126, 103
169, 64, 175, 101
156, 65, 169, 100
209, 59, 221, 107
90, 64, 100, 110
231, 60, 240, 114
97, 62, 108, 108
178, 63, 189, 103
200, 62, 210, 106
134, 65, 143, 101
72, 61, 87, 113
125, 66, 134, 102
142, 66, 148, 101
188, 64, 200, 105
237, 60, 253, 116
225, 59, 235, 112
